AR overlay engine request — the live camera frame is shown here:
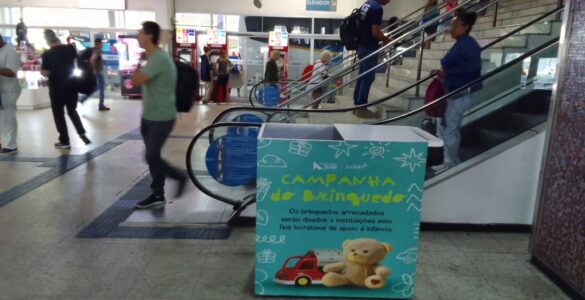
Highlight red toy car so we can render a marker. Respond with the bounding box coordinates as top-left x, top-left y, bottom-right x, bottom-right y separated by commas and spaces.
274, 250, 342, 287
